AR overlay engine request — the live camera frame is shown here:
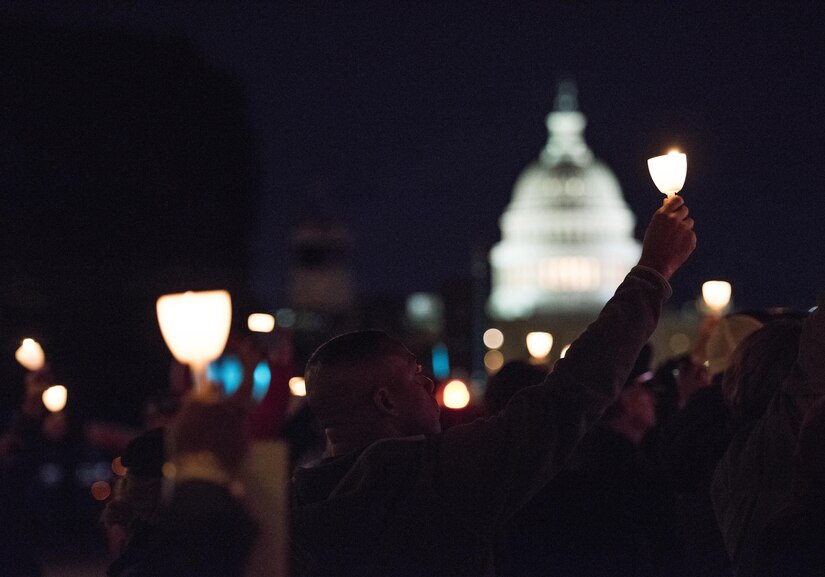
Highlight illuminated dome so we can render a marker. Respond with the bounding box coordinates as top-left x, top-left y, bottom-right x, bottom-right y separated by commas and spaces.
488, 82, 641, 319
